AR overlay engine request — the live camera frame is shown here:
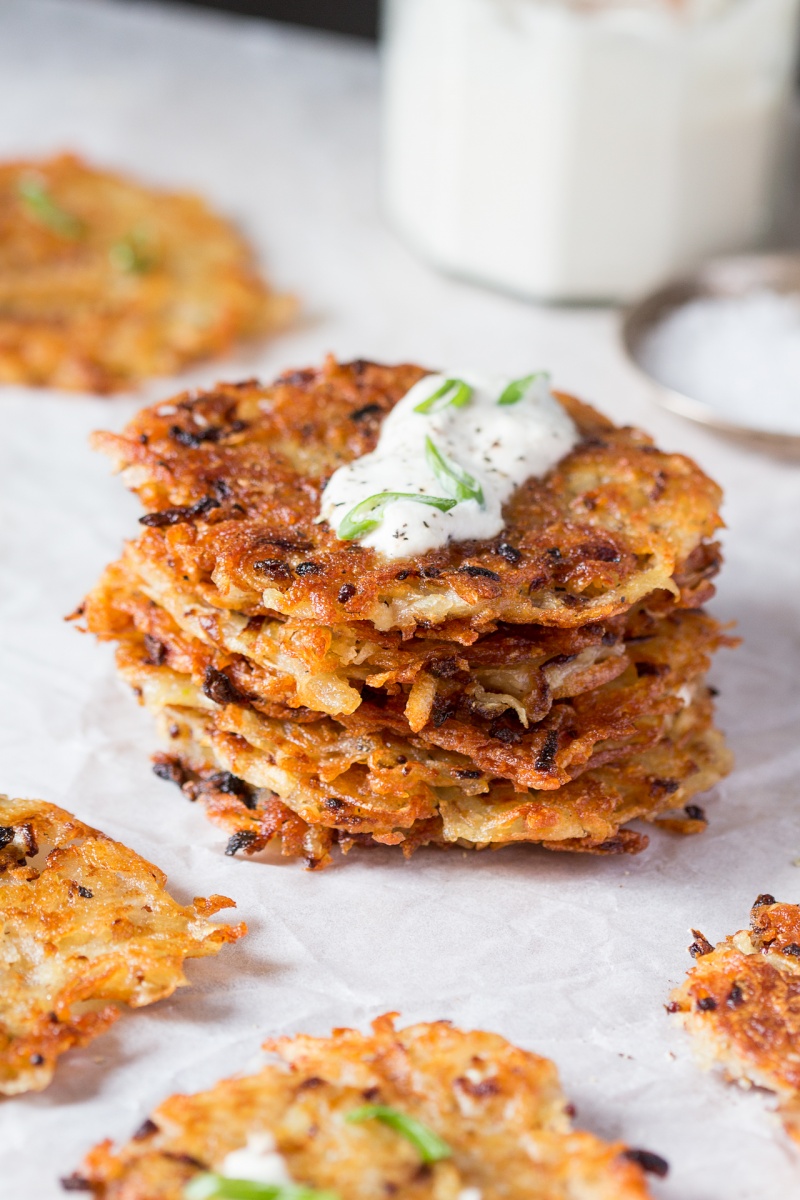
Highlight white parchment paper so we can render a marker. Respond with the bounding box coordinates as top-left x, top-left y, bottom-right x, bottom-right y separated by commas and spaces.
1, 3, 799, 1196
